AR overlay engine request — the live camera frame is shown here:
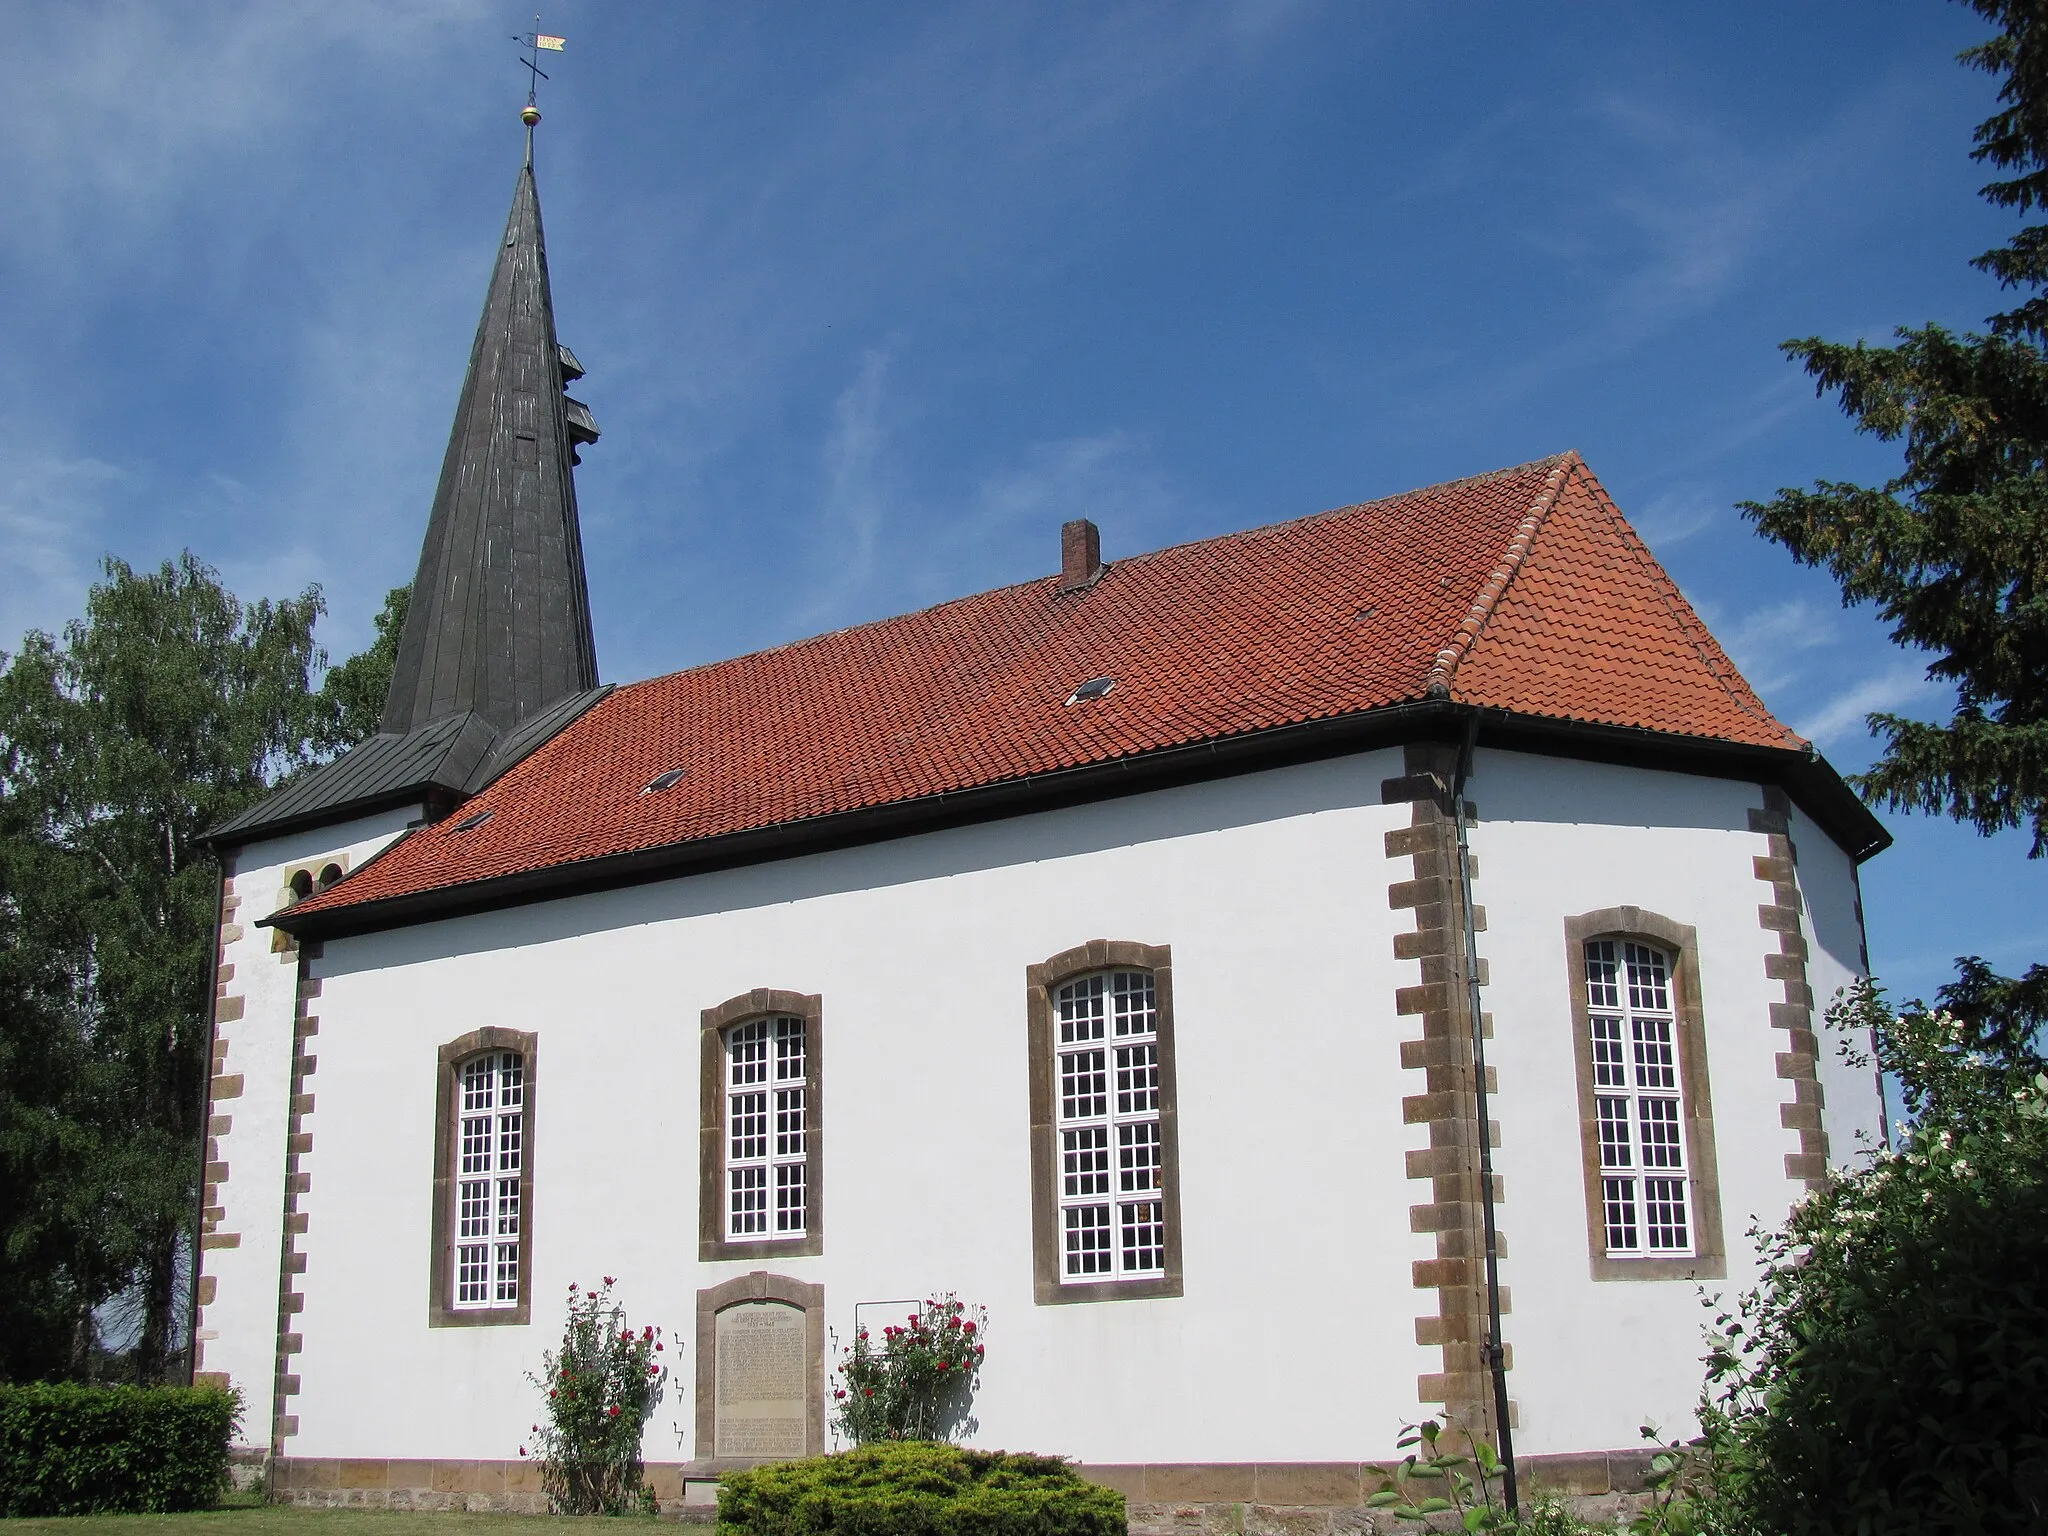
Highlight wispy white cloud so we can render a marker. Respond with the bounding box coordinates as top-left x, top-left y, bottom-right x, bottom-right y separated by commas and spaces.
1666, 372, 1822, 477
4, 2, 484, 285
0, 446, 125, 646
0, 1, 497, 660
1715, 597, 1842, 693
1367, 69, 1916, 425
790, 348, 1189, 629
1630, 482, 1725, 548
1562, 86, 1890, 358
805, 348, 899, 621
603, 1, 1314, 418
1797, 662, 1946, 749
961, 432, 1185, 557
